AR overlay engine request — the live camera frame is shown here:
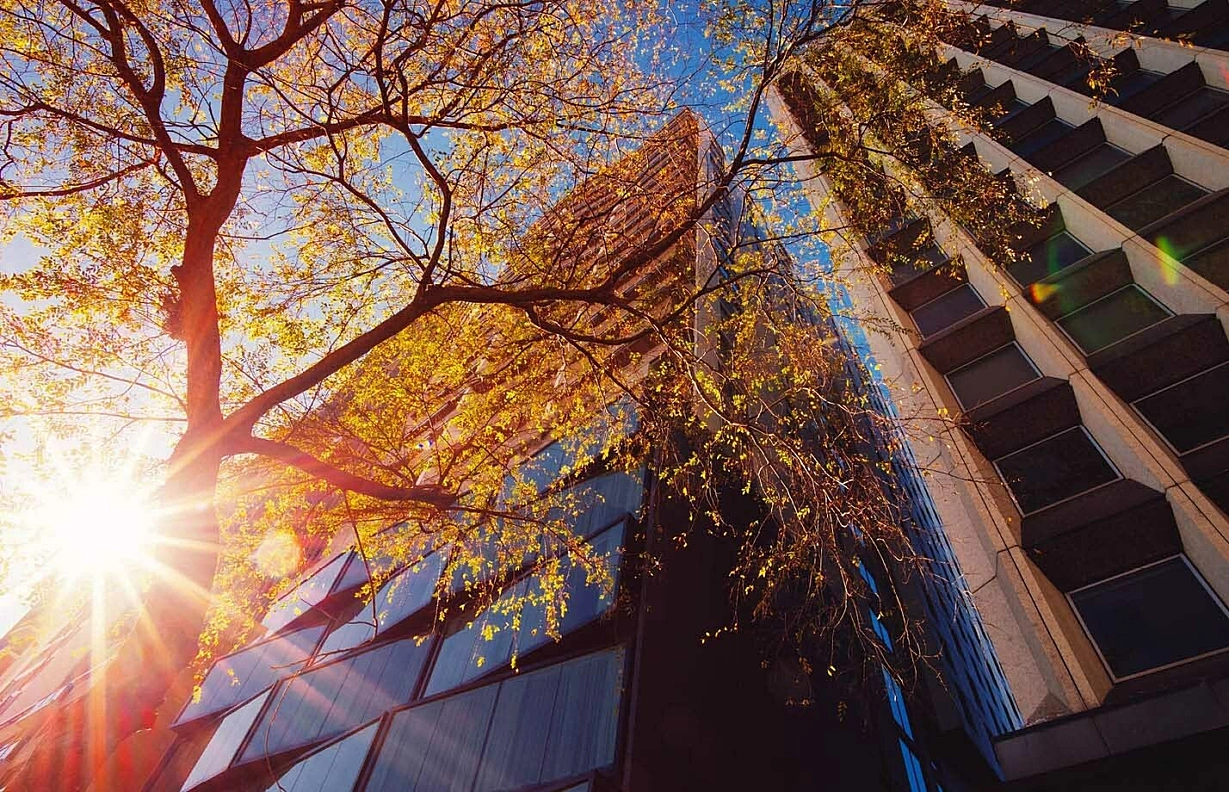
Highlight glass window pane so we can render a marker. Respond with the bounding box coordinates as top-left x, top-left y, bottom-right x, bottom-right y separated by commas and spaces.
995, 428, 1118, 514
316, 615, 378, 662
262, 722, 379, 792
1010, 231, 1091, 286
1052, 144, 1130, 191
881, 667, 913, 739
178, 625, 324, 726
1011, 119, 1073, 158
911, 285, 985, 337
947, 344, 1039, 410
180, 691, 271, 791
1105, 175, 1208, 231
242, 637, 430, 761
1071, 557, 1229, 678
1152, 87, 1229, 132
366, 648, 623, 792
427, 524, 624, 698
263, 554, 349, 634
1135, 362, 1229, 453
1057, 285, 1170, 353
